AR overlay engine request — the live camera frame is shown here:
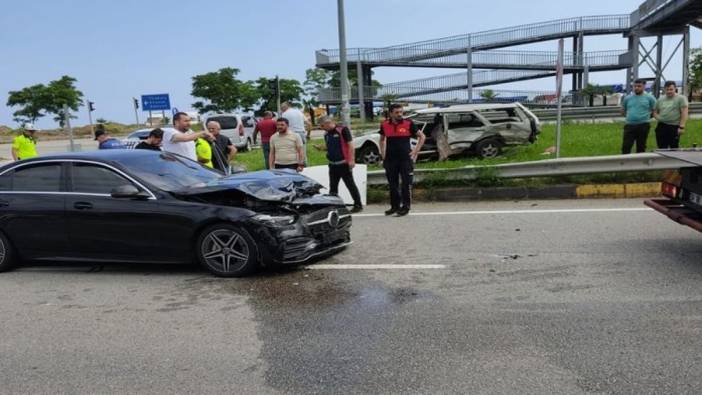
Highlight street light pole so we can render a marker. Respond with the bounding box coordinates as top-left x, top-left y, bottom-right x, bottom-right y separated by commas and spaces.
337, 0, 351, 127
